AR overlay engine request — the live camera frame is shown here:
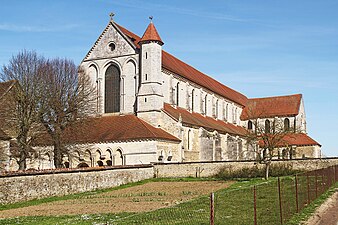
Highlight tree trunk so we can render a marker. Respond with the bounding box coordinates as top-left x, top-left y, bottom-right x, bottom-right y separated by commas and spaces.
265, 162, 271, 180
18, 151, 27, 170
53, 132, 64, 168
17, 133, 28, 170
